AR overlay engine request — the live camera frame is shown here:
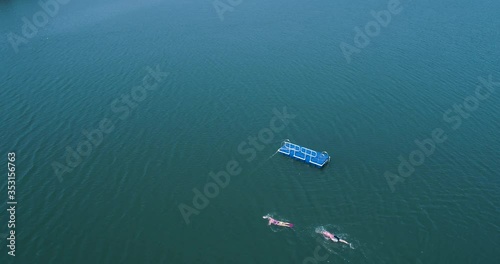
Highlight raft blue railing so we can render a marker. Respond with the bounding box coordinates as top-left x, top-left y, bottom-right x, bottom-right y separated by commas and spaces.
277, 139, 330, 168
